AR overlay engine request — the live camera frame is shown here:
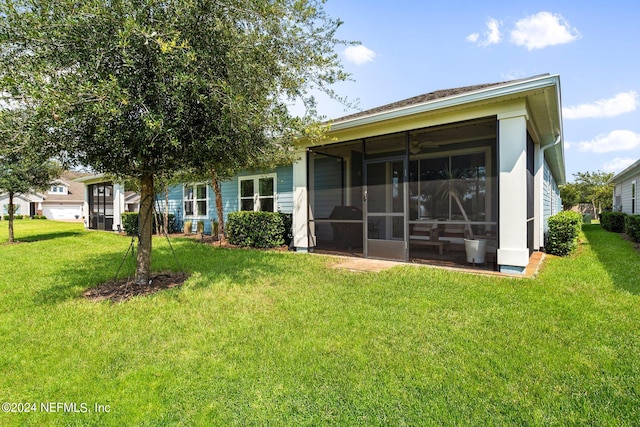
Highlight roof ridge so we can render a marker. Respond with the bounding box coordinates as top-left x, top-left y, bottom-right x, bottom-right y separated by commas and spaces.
332, 74, 550, 123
